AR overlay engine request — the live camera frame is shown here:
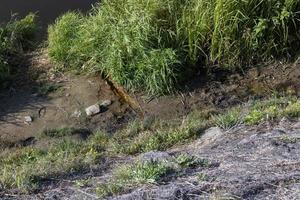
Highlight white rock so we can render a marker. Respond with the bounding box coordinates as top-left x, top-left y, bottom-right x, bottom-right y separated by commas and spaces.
85, 104, 101, 116
24, 116, 33, 123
